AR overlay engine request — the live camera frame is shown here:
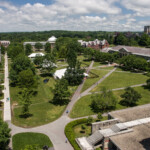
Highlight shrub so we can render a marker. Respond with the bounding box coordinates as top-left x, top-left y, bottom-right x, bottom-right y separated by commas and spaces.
65, 119, 87, 150
87, 116, 93, 125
